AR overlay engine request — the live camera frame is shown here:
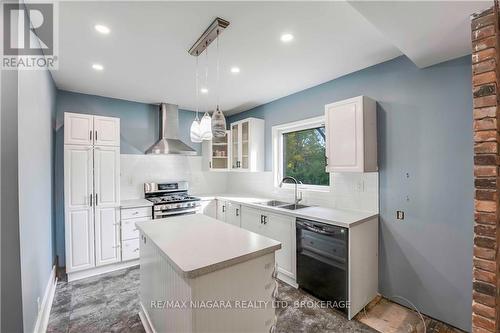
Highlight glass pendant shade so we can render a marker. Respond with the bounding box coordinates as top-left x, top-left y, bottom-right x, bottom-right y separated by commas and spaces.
190, 118, 202, 143
200, 112, 213, 140
211, 106, 226, 138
